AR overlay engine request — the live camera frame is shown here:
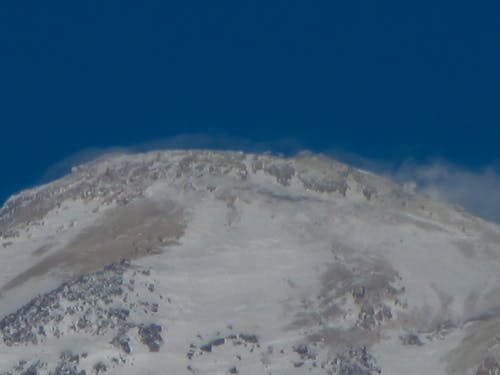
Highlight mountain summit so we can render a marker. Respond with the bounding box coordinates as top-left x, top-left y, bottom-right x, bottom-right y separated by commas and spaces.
0, 150, 499, 375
